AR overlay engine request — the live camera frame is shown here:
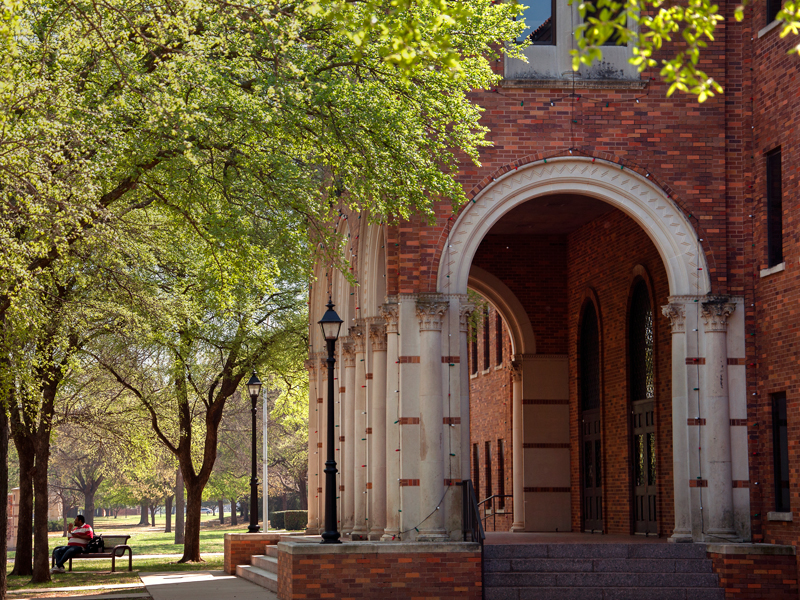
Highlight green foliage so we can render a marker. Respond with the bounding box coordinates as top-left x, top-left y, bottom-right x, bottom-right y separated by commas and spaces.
570, 0, 799, 101
270, 510, 307, 530
270, 511, 285, 530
